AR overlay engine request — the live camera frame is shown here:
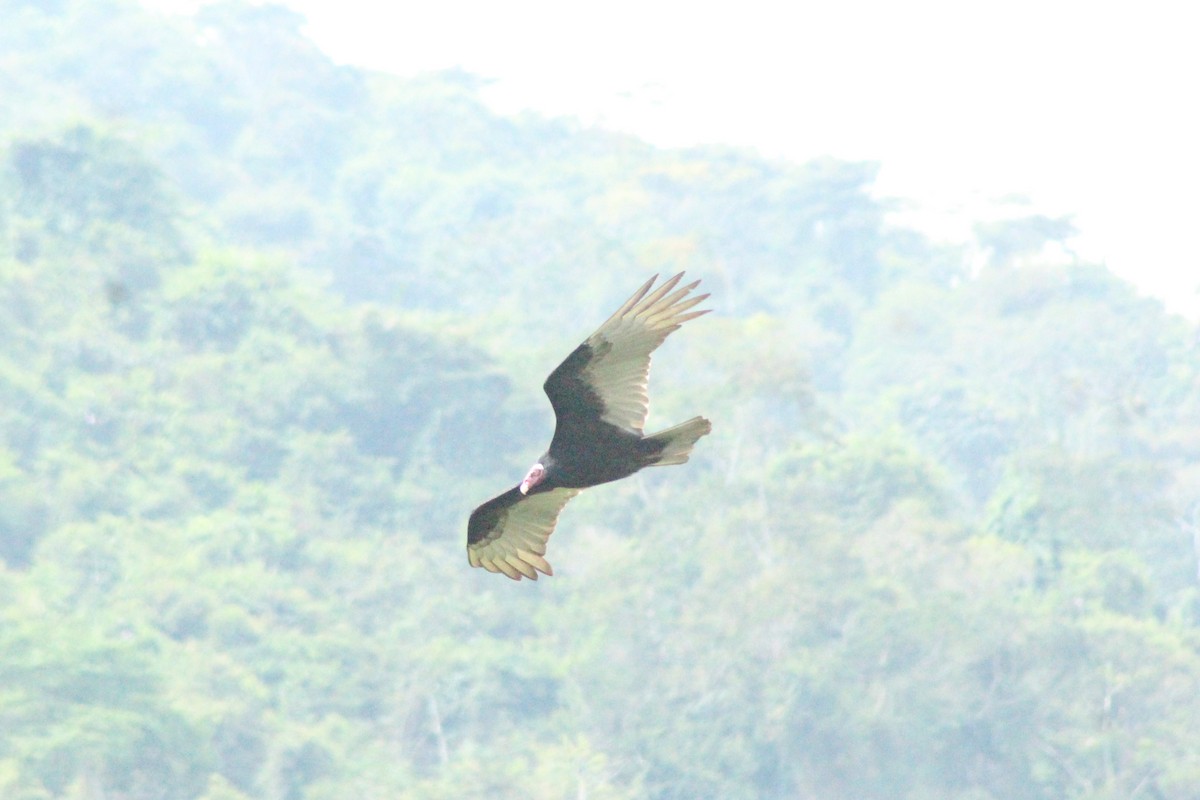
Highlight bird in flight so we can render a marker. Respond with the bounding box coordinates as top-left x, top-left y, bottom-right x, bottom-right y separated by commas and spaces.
467, 272, 712, 580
